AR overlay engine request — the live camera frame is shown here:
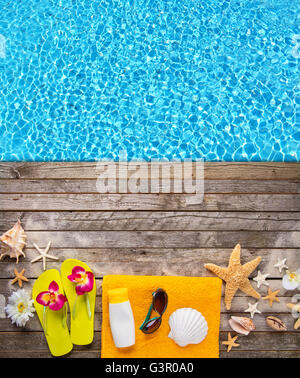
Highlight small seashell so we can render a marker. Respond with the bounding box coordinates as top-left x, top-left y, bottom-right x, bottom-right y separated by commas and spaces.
168, 308, 208, 347
266, 316, 287, 331
228, 316, 256, 335
0, 220, 27, 264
